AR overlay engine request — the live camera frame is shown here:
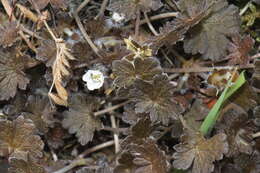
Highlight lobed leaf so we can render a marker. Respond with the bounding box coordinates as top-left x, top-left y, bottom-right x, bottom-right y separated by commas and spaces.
8, 157, 46, 173
172, 132, 228, 173
130, 74, 181, 125
183, 0, 240, 60
113, 57, 162, 88
62, 94, 102, 145
0, 116, 44, 160
0, 21, 19, 47
0, 48, 29, 100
